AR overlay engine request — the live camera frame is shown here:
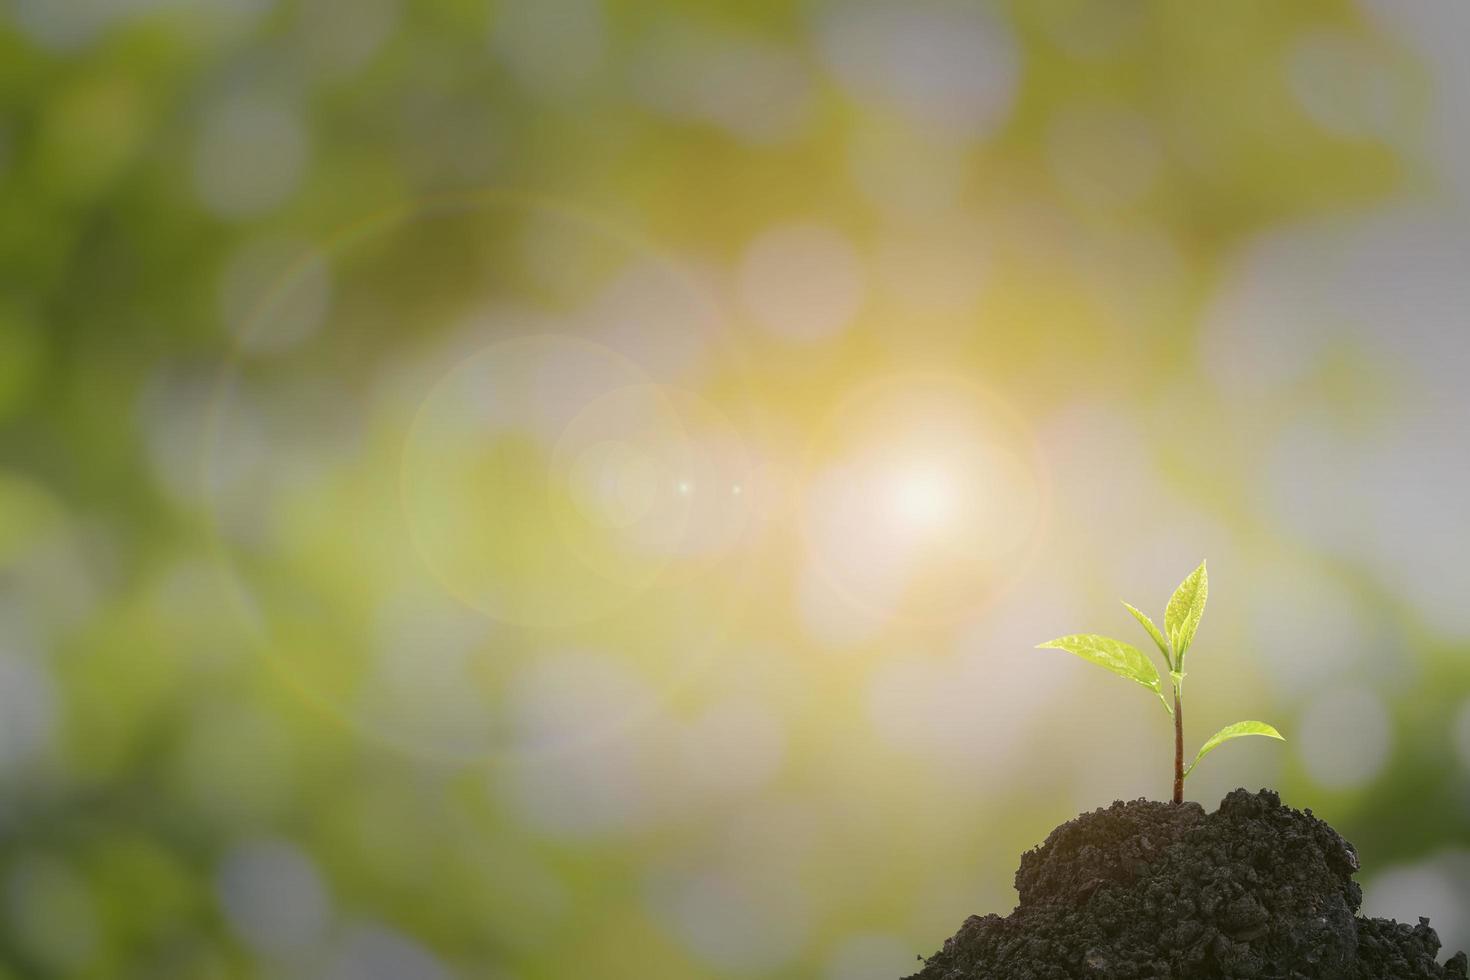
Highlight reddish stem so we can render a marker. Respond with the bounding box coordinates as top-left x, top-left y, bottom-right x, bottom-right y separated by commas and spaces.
1173, 688, 1184, 804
